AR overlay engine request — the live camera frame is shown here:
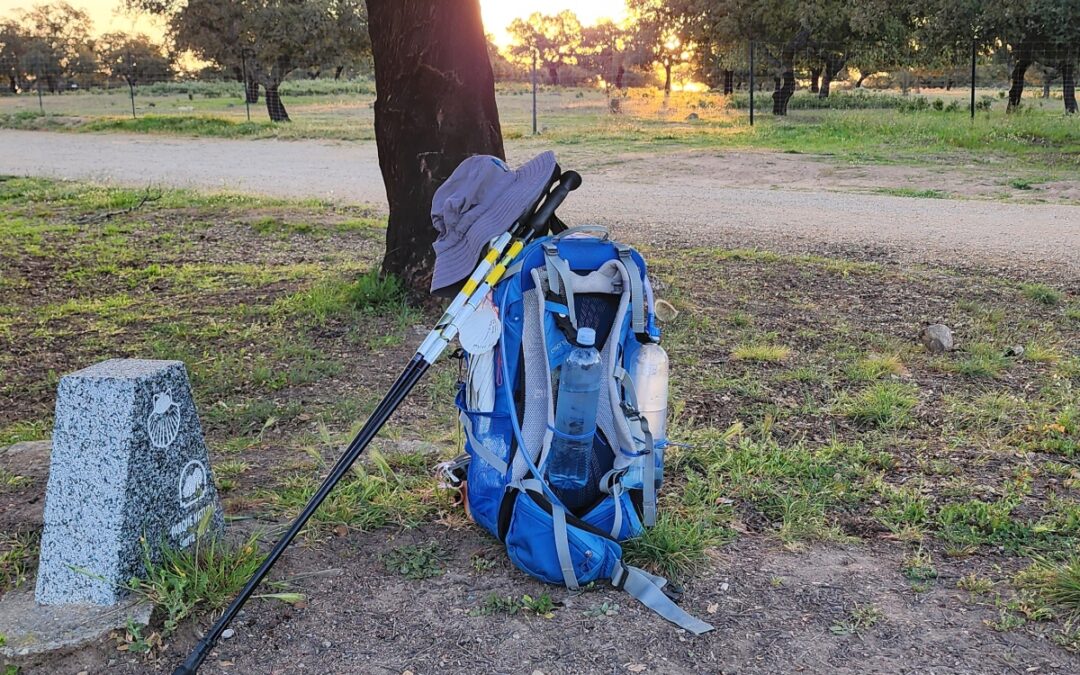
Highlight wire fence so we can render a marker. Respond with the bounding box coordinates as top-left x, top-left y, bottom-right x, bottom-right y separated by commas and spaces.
1, 39, 1075, 131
